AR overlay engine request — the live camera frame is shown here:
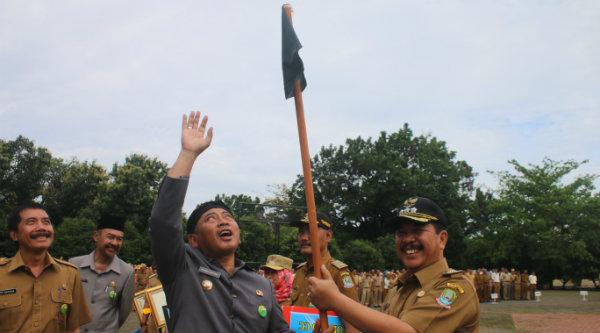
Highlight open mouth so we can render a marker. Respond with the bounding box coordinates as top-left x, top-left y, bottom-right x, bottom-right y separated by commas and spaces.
218, 229, 233, 240
401, 243, 423, 255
